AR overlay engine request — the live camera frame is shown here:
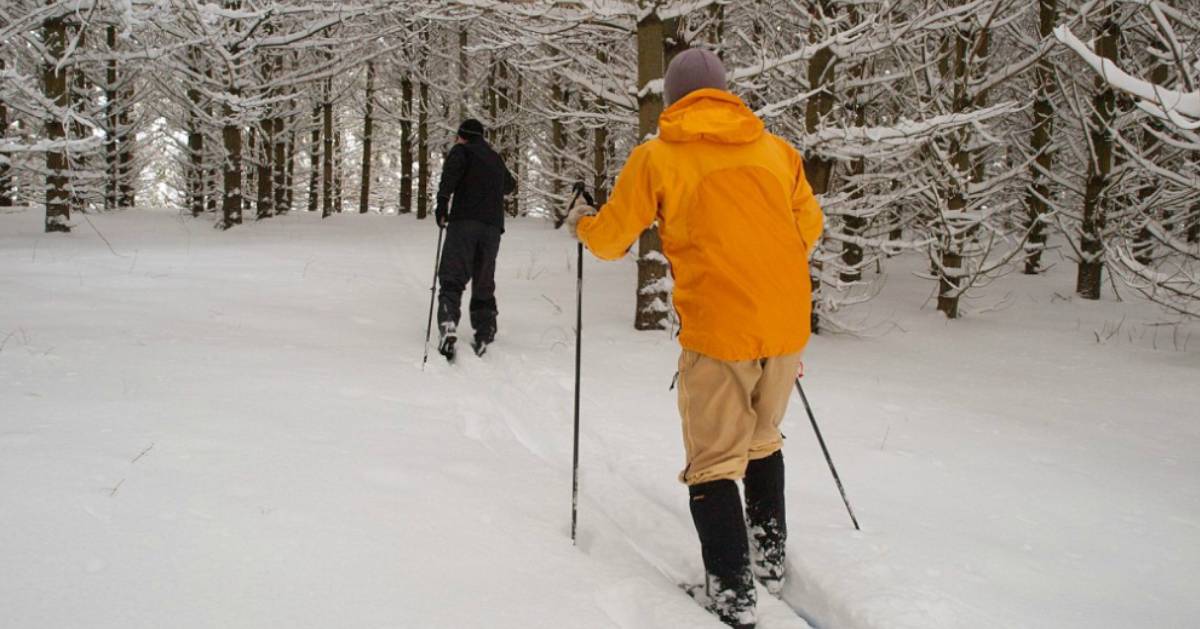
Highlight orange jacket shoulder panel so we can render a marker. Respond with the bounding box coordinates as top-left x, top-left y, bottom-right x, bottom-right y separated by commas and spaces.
579, 90, 825, 360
